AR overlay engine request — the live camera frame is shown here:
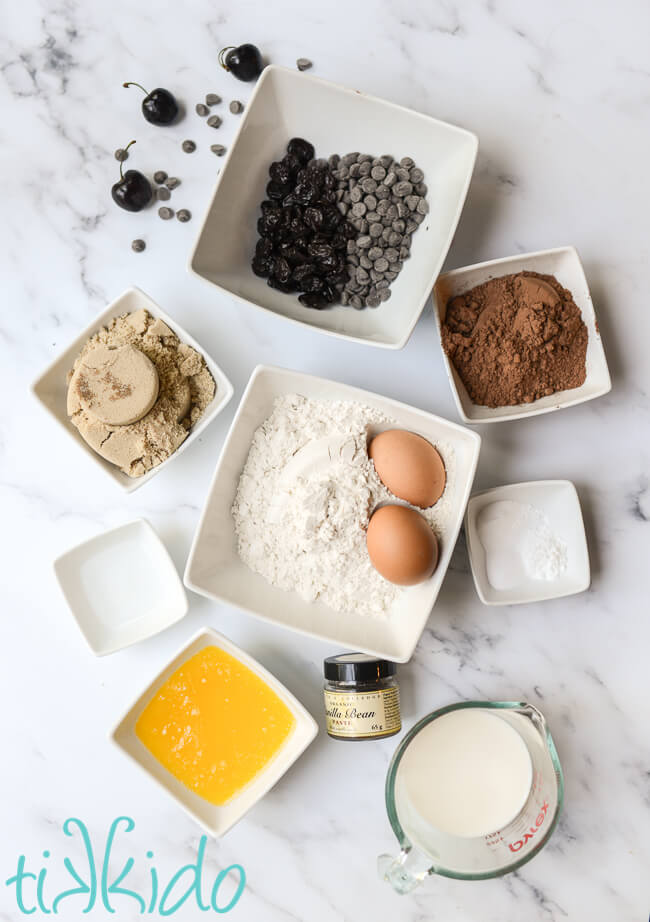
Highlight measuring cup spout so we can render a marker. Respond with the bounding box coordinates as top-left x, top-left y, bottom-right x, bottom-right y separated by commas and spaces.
378, 847, 433, 894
